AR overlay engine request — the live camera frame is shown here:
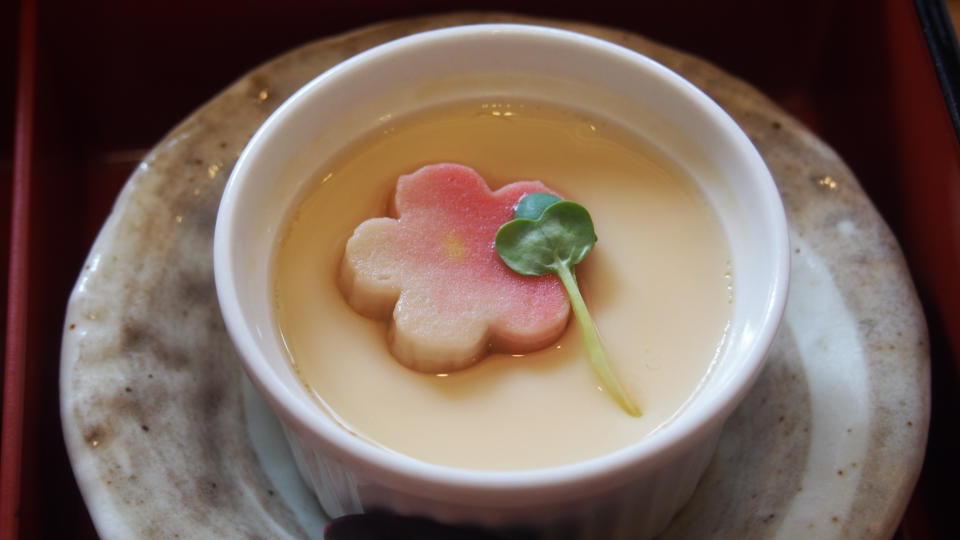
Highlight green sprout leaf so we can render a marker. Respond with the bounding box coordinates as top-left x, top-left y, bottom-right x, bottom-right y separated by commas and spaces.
495, 196, 641, 417
513, 192, 562, 220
